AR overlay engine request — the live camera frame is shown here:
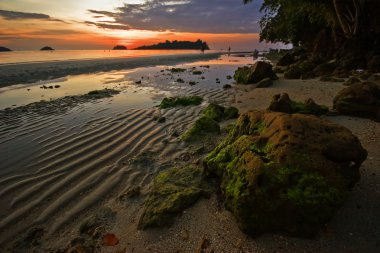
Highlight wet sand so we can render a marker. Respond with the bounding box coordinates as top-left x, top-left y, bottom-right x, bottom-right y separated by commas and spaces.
0, 56, 379, 252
